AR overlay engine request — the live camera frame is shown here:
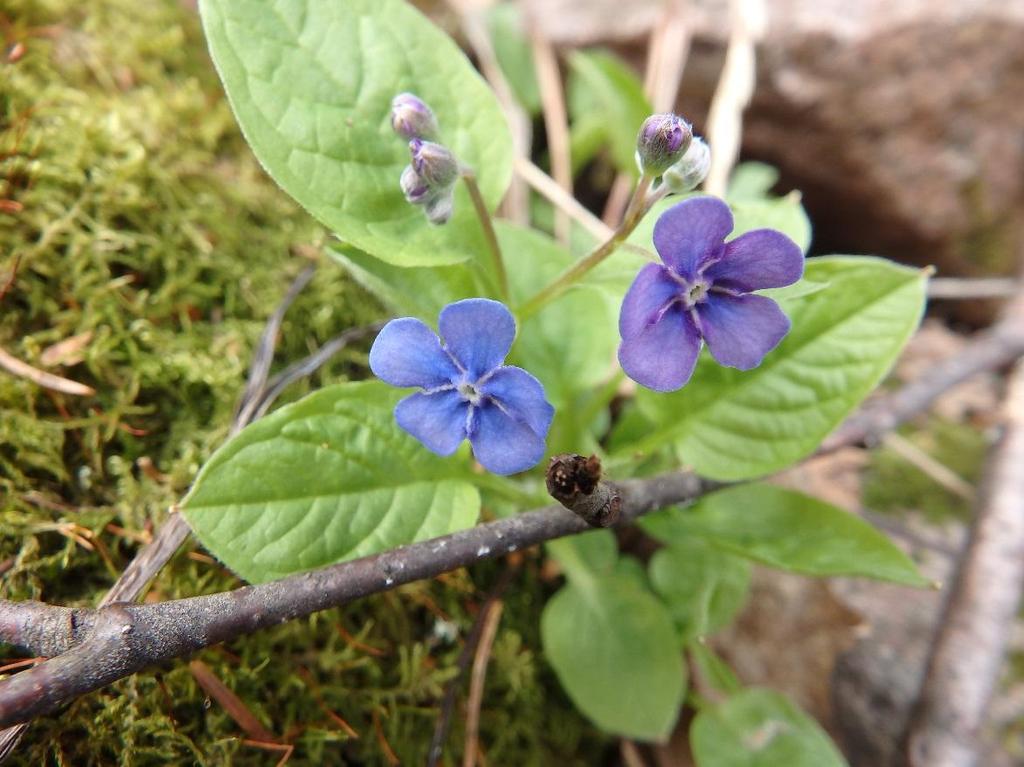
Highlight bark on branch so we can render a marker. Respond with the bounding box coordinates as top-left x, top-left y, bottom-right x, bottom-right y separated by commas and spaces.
5, 275, 1024, 739
0, 471, 712, 728
903, 358, 1024, 767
